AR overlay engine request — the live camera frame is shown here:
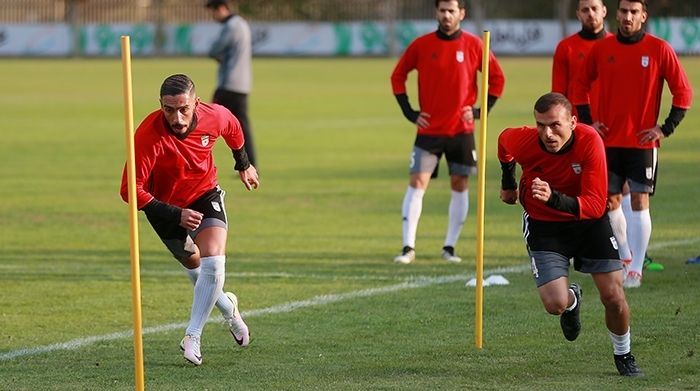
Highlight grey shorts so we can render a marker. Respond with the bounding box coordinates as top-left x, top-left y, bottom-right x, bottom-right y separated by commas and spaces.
409, 133, 477, 177
145, 186, 228, 261
522, 212, 622, 287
